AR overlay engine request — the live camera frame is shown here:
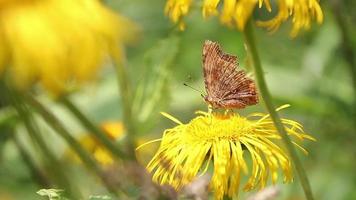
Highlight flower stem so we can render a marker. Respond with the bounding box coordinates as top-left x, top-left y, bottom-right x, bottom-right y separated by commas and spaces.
113, 49, 136, 158
112, 46, 176, 200
18, 114, 81, 199
331, 0, 356, 110
5, 88, 81, 199
242, 20, 314, 200
332, 0, 356, 78
60, 96, 128, 160
223, 196, 233, 200
23, 93, 121, 196
12, 134, 52, 188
